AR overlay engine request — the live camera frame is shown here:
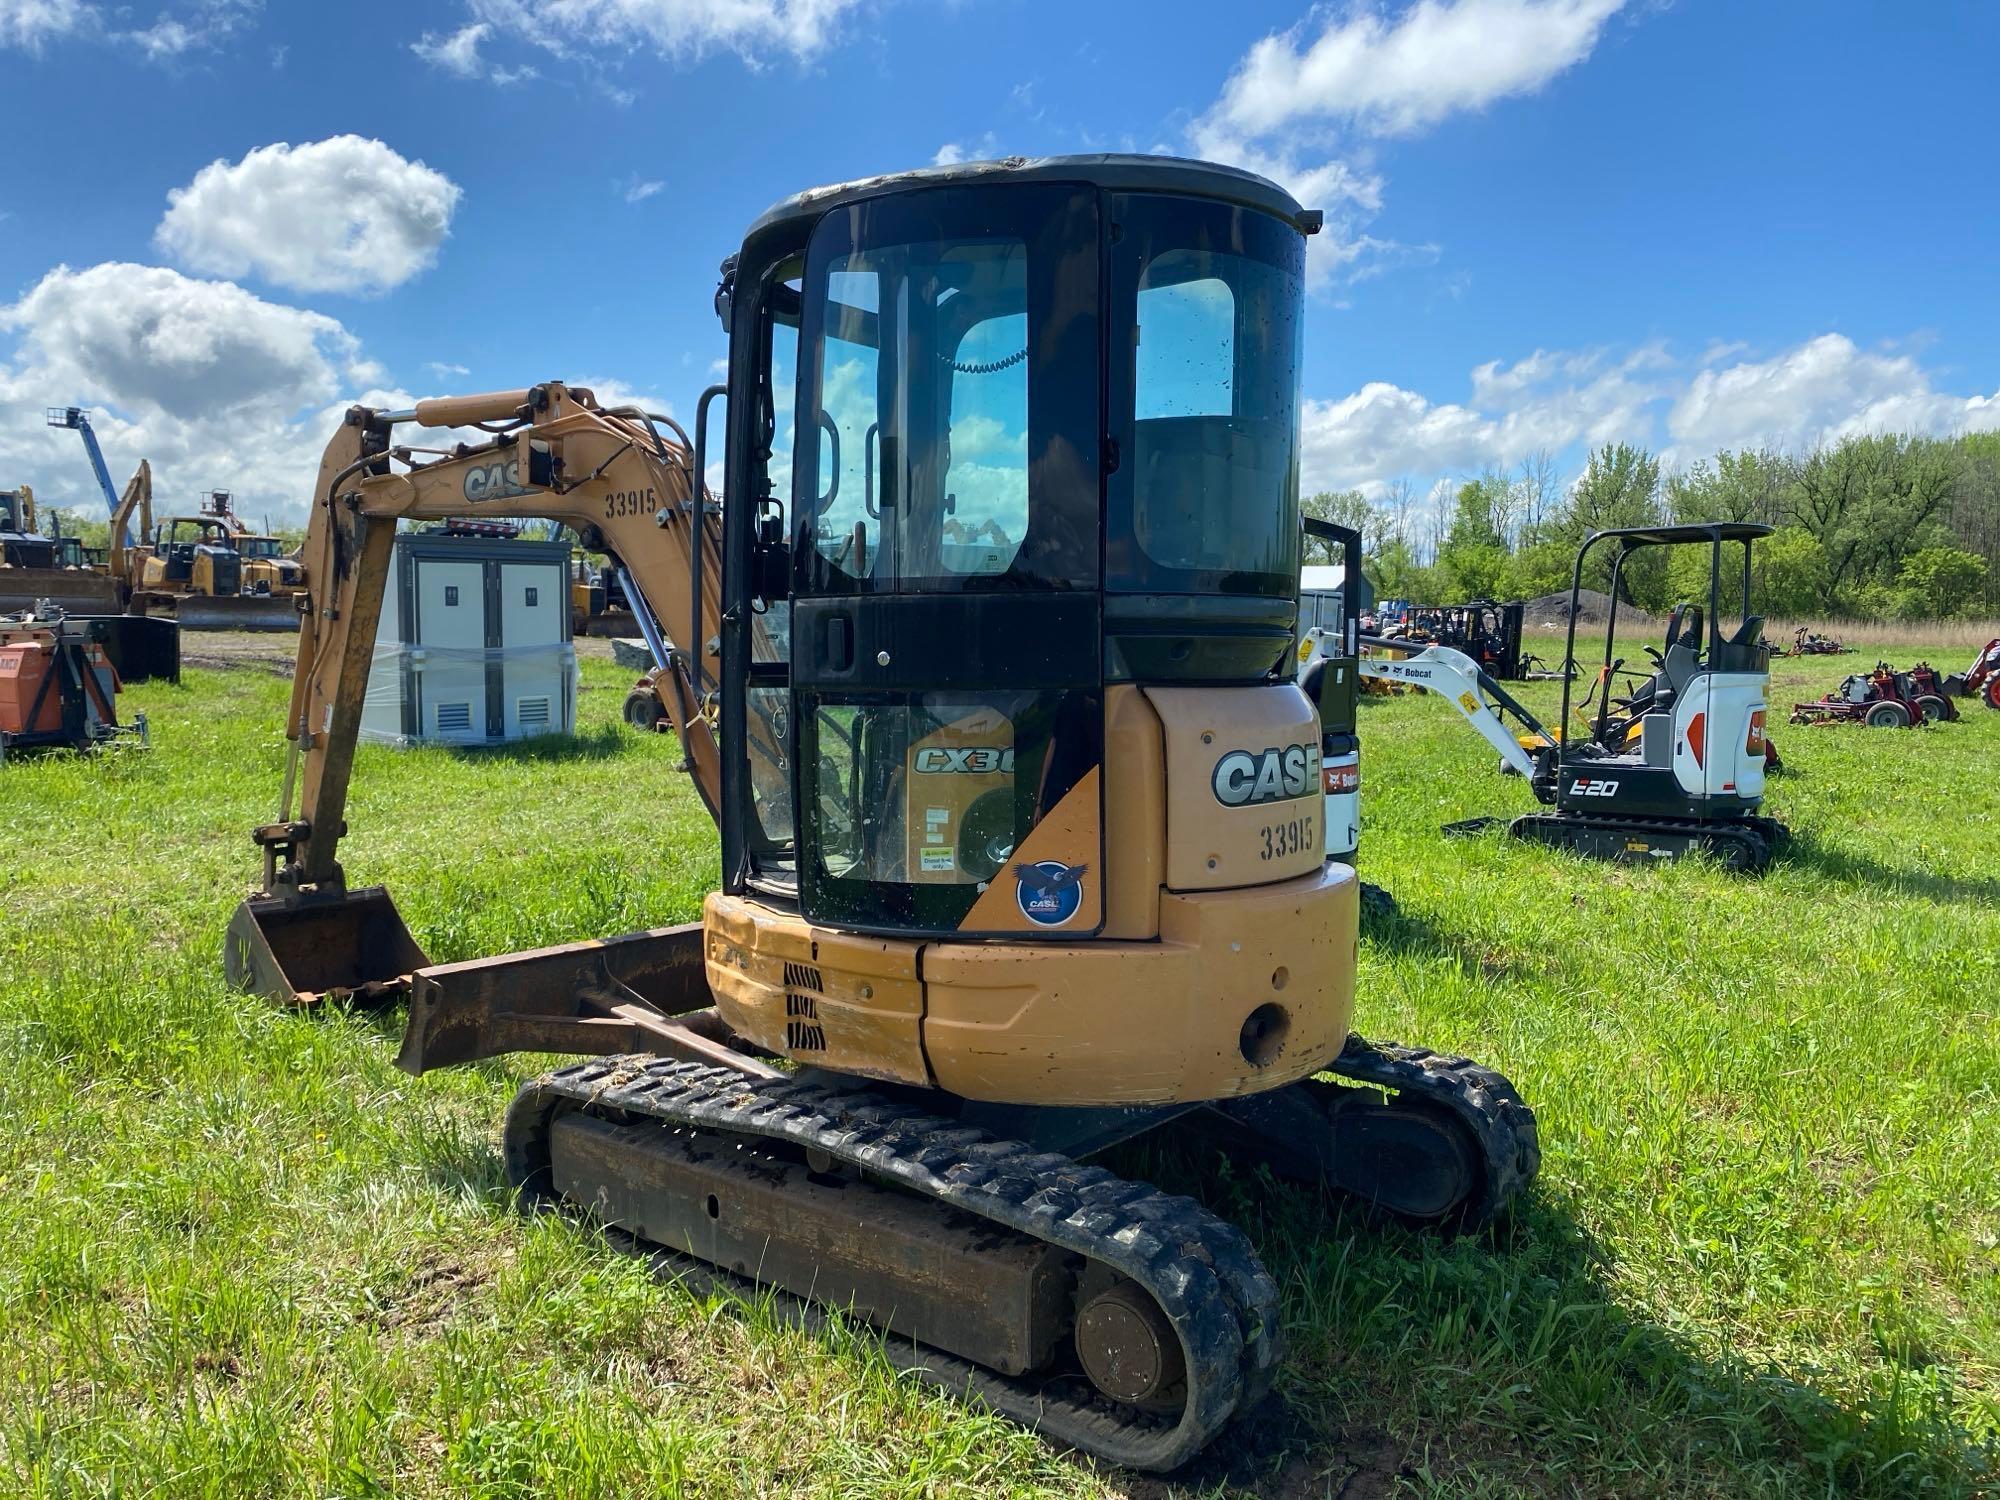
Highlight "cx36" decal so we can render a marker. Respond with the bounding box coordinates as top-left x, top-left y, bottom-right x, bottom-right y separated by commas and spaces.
914, 746, 1015, 774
